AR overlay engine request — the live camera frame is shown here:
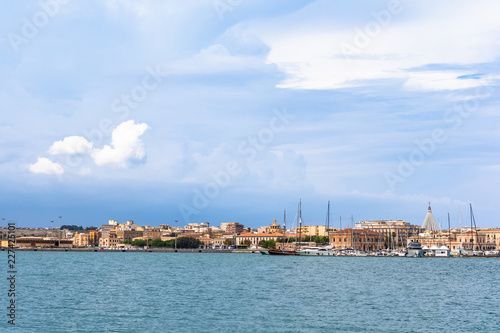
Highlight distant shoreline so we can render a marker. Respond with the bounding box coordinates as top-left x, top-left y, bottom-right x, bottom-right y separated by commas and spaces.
1, 247, 256, 254
2, 247, 499, 257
